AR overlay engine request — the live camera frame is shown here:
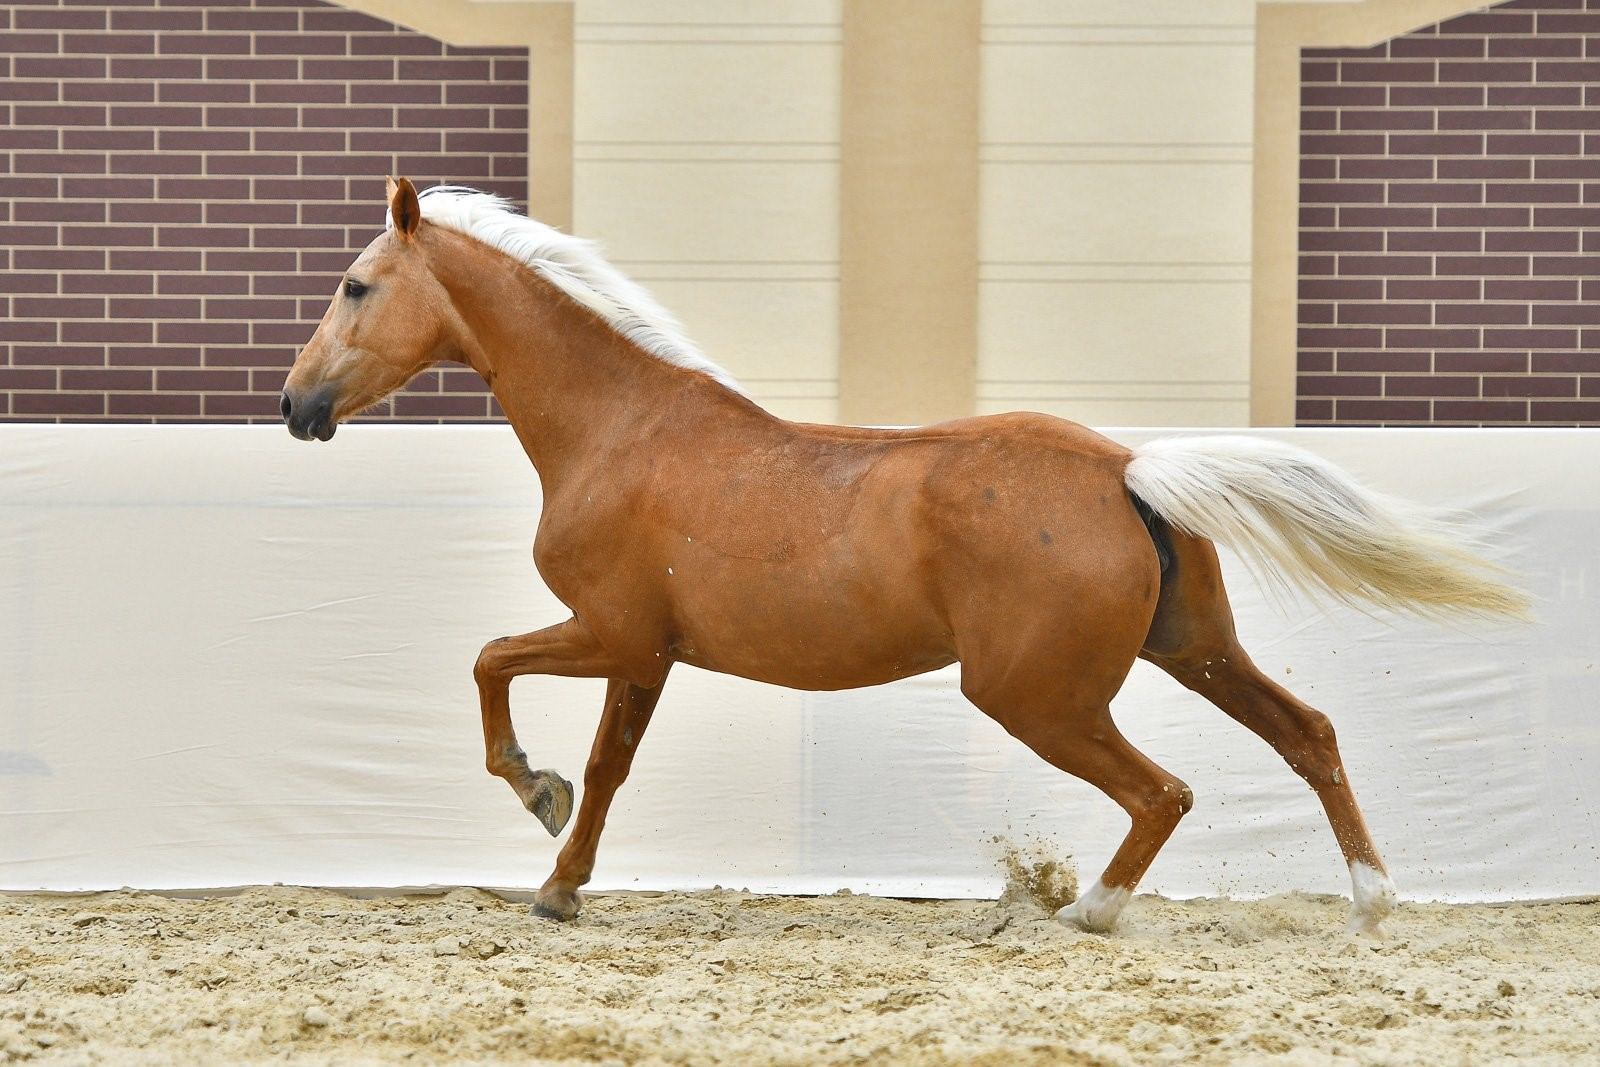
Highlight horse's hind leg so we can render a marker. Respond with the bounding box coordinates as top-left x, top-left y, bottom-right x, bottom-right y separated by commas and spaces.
1142, 531, 1397, 935
532, 673, 668, 920
961, 671, 1192, 933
